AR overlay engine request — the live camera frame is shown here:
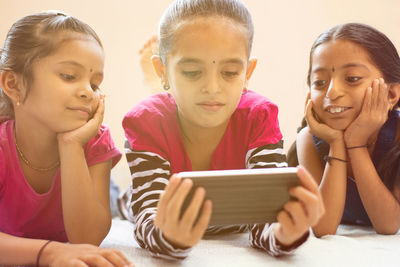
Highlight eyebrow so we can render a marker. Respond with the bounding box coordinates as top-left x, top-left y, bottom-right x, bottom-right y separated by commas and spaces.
56, 61, 104, 77
312, 63, 369, 73
177, 58, 245, 66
